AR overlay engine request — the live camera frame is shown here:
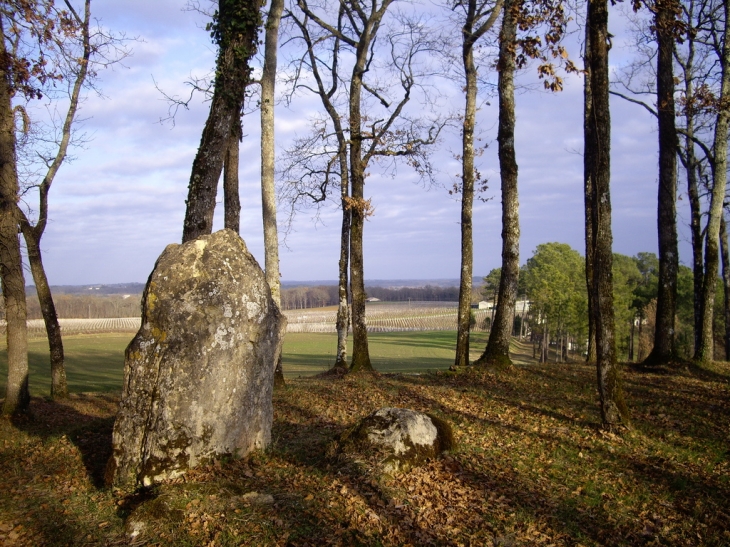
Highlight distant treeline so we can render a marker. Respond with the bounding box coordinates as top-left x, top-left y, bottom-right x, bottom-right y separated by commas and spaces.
0, 294, 142, 320
280, 284, 480, 310
0, 286, 473, 317
33, 283, 146, 296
